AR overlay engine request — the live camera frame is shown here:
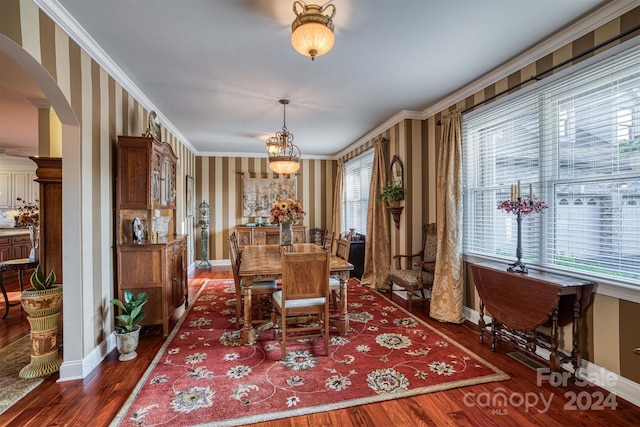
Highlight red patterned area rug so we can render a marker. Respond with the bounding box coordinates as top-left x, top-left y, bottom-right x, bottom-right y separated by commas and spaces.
110, 279, 508, 426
